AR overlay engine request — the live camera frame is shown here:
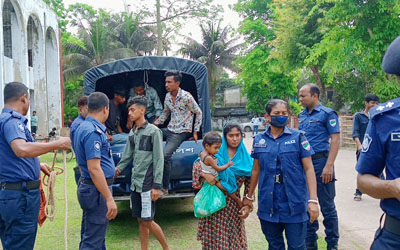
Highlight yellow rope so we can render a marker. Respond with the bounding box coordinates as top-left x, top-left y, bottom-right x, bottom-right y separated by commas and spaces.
43, 152, 63, 221
43, 150, 68, 250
